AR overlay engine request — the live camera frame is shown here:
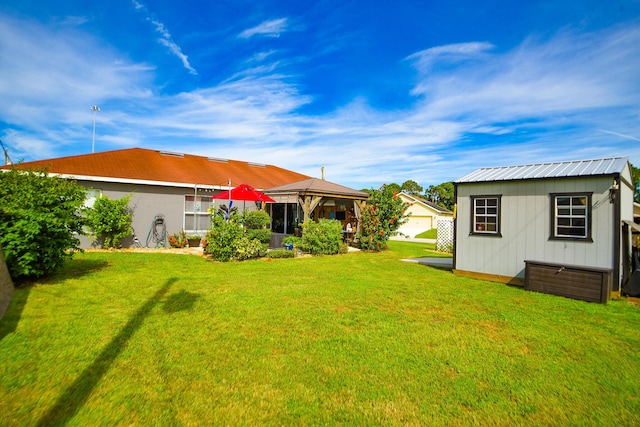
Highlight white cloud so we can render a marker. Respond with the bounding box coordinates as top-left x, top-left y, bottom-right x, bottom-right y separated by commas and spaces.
1, 10, 639, 189
238, 18, 288, 39
132, 0, 197, 75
